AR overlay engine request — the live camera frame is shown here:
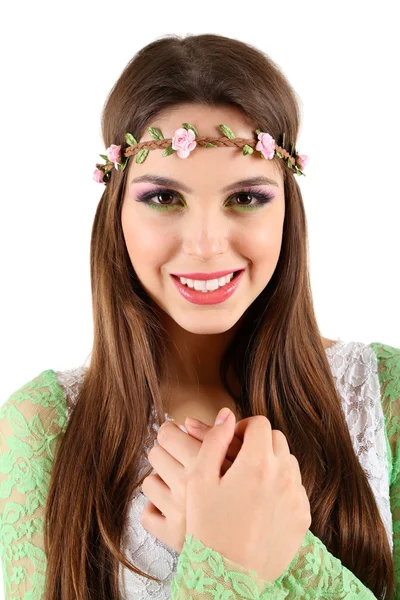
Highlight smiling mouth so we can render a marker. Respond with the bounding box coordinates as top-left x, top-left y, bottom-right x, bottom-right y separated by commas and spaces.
171, 269, 243, 285
171, 269, 244, 279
